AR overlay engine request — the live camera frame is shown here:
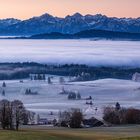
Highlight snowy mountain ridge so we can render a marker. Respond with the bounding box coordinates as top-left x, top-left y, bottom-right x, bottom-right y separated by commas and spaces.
0, 12, 140, 35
